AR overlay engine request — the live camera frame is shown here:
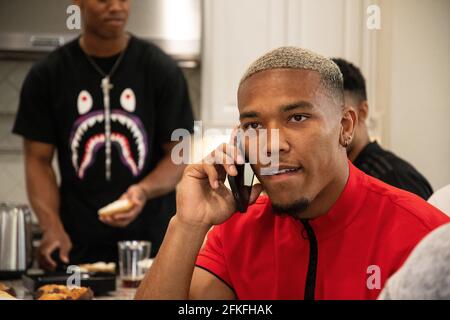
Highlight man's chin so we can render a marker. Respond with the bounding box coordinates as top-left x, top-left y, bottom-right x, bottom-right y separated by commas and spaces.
96, 28, 126, 40
270, 197, 311, 218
